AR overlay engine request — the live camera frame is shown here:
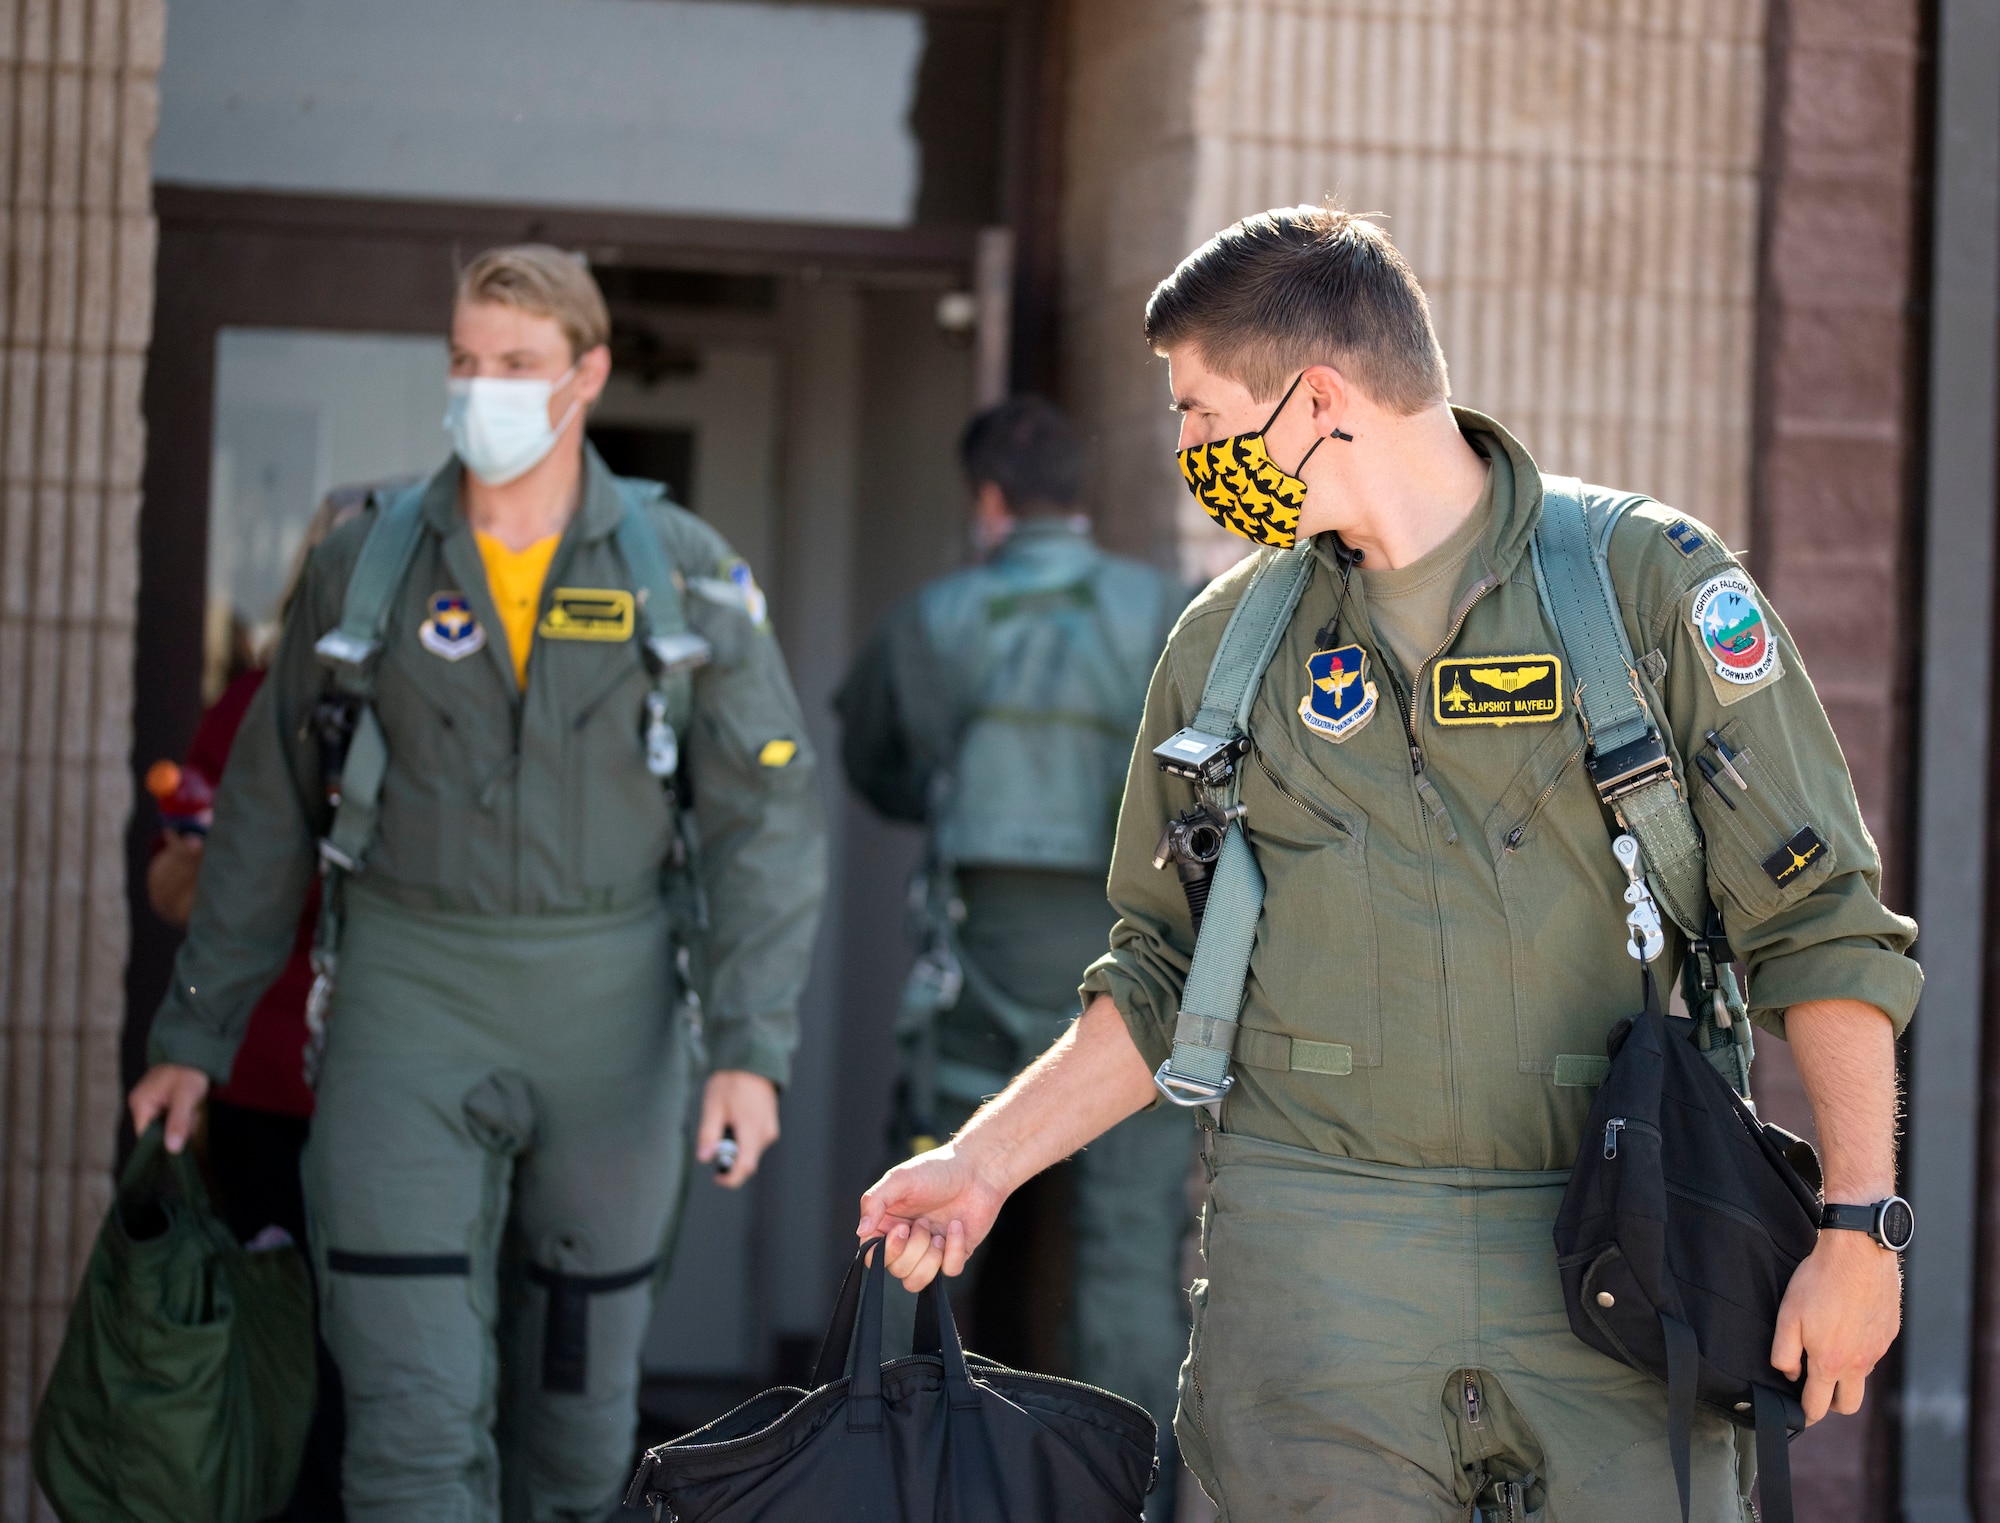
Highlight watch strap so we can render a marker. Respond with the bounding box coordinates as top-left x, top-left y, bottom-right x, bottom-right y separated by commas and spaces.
1819, 1202, 1877, 1234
